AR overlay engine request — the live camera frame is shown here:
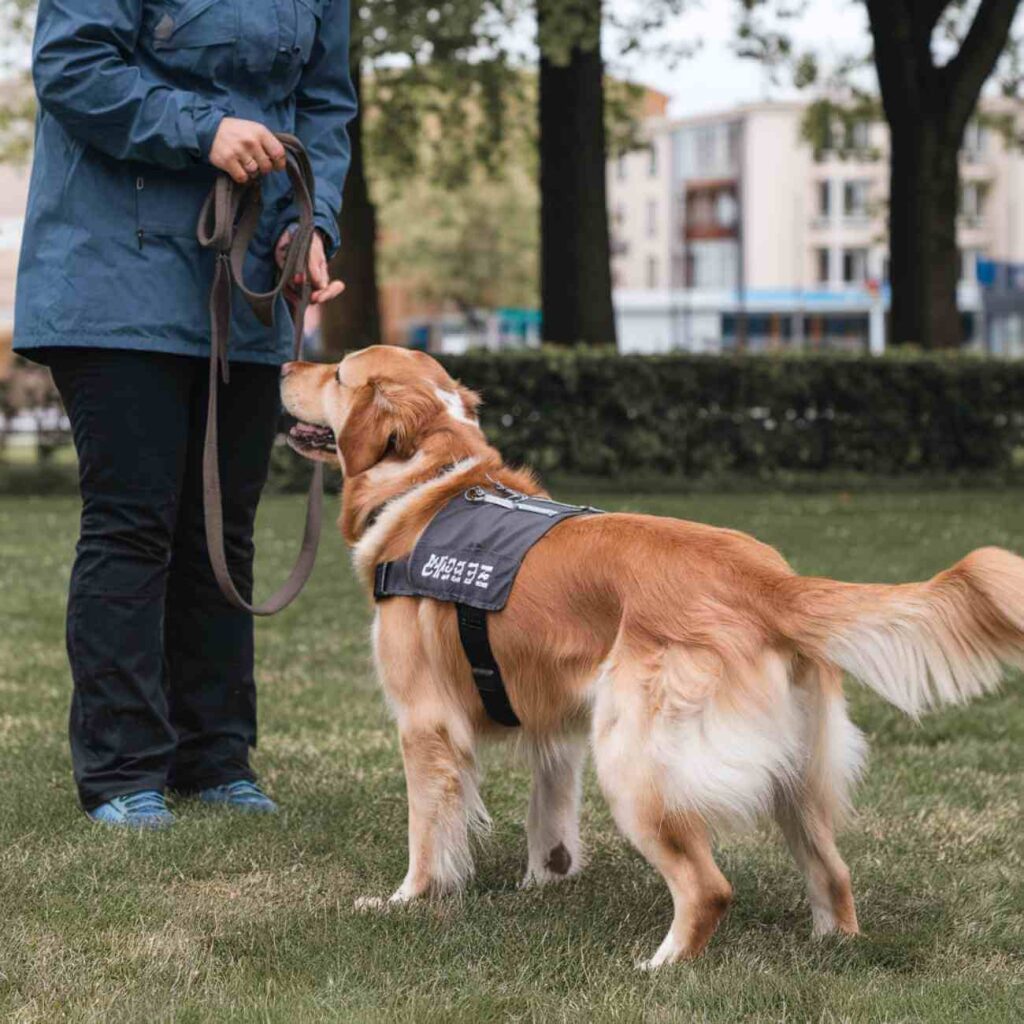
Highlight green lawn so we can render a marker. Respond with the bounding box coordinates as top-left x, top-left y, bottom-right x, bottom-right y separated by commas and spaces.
1, 490, 1022, 1023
